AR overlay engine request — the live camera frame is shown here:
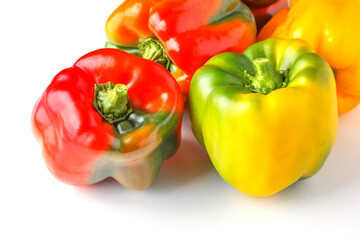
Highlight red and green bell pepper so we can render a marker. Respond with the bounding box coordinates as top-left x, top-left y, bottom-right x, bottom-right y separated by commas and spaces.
32, 48, 183, 190
105, 0, 257, 94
